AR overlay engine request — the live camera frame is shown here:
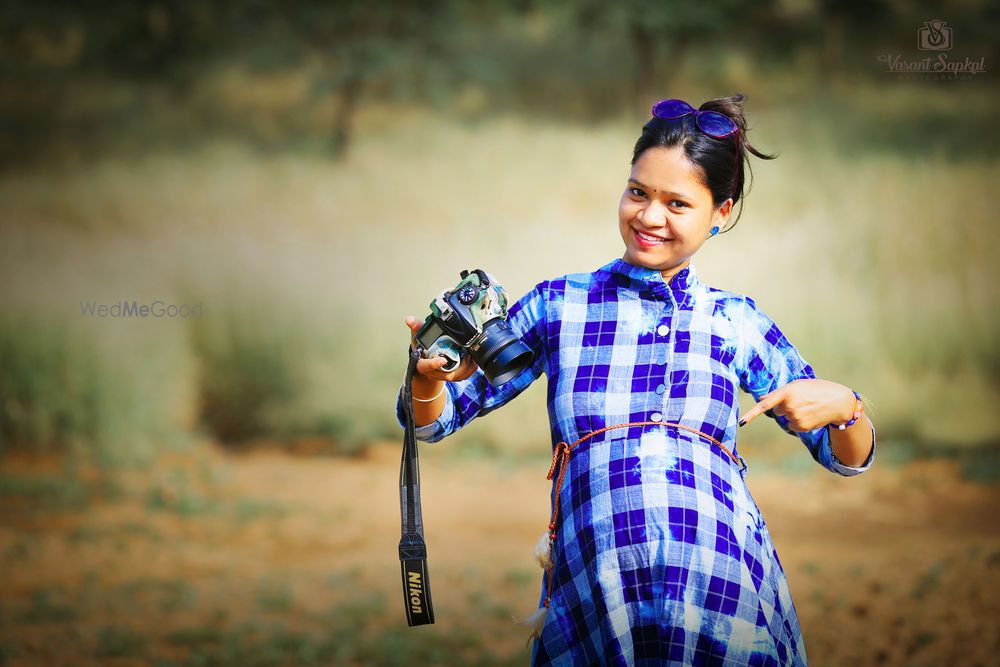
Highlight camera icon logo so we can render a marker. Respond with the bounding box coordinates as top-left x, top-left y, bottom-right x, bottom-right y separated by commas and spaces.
918, 19, 952, 51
